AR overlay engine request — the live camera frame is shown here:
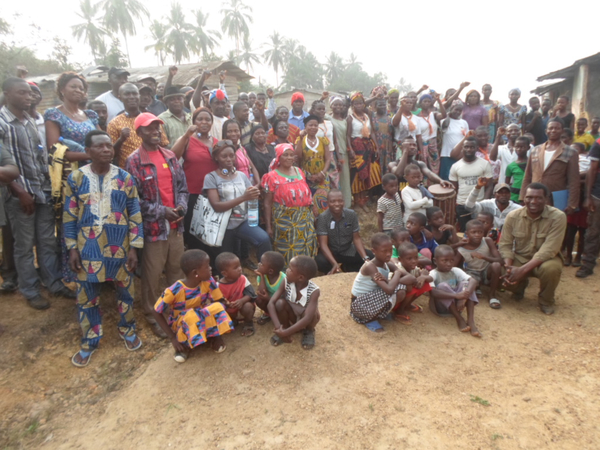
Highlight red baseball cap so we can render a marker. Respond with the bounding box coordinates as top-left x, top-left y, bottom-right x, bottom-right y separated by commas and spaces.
133, 112, 164, 130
